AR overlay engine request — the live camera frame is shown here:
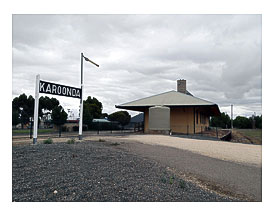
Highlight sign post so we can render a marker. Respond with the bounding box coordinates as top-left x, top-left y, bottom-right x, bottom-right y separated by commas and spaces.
33, 74, 40, 144
32, 77, 82, 144
32, 53, 98, 144
79, 53, 99, 140
79, 53, 84, 140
